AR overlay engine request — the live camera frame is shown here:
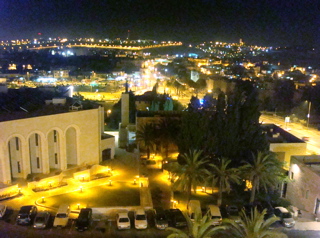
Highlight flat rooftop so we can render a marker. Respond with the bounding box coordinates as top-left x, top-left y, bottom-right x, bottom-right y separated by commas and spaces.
262, 124, 304, 143
0, 102, 100, 122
